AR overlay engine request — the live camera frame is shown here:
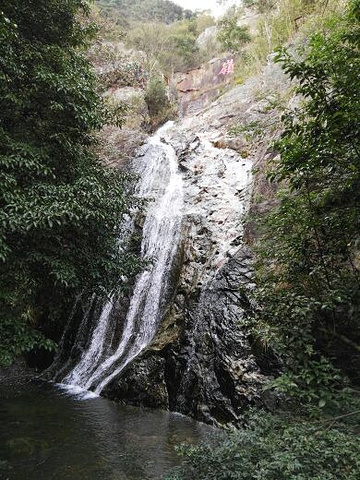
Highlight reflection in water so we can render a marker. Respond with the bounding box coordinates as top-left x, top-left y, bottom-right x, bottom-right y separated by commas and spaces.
0, 382, 211, 480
